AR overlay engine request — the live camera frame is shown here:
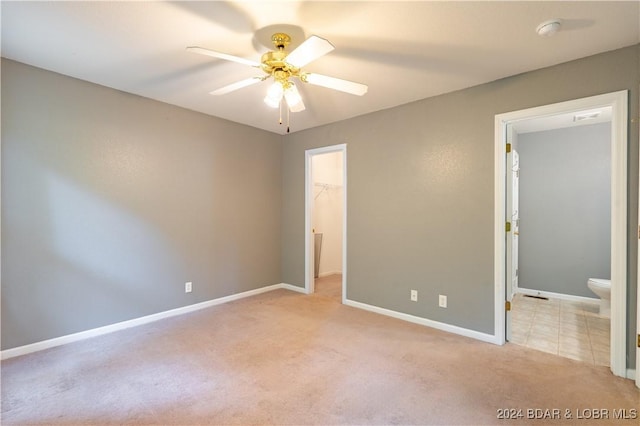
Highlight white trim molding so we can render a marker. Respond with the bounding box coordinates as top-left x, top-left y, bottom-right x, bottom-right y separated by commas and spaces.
304, 144, 347, 302
494, 90, 629, 378
344, 299, 500, 345
1, 283, 304, 360
517, 288, 599, 305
